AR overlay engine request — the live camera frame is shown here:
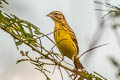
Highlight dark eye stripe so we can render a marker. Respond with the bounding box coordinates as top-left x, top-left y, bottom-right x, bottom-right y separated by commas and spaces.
54, 15, 61, 20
